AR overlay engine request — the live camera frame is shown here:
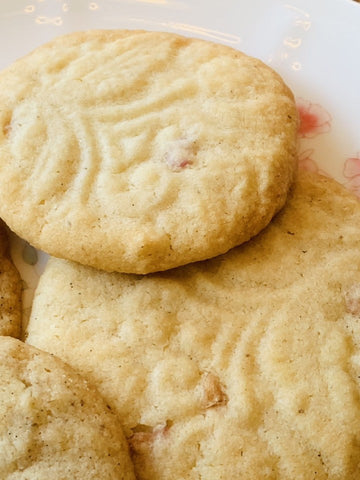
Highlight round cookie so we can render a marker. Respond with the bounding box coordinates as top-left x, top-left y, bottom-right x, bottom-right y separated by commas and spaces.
0, 30, 298, 274
0, 336, 135, 480
26, 171, 360, 479
0, 221, 22, 337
